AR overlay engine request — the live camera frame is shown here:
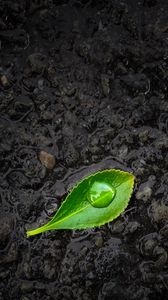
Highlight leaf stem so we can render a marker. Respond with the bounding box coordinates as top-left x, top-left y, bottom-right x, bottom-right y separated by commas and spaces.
26, 224, 49, 237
